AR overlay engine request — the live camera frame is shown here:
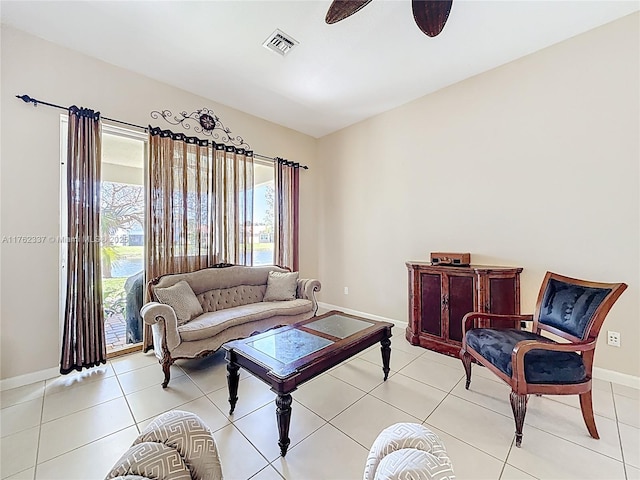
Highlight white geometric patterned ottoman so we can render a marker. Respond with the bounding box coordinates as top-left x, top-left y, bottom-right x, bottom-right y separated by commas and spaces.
363, 423, 455, 480
105, 410, 223, 480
